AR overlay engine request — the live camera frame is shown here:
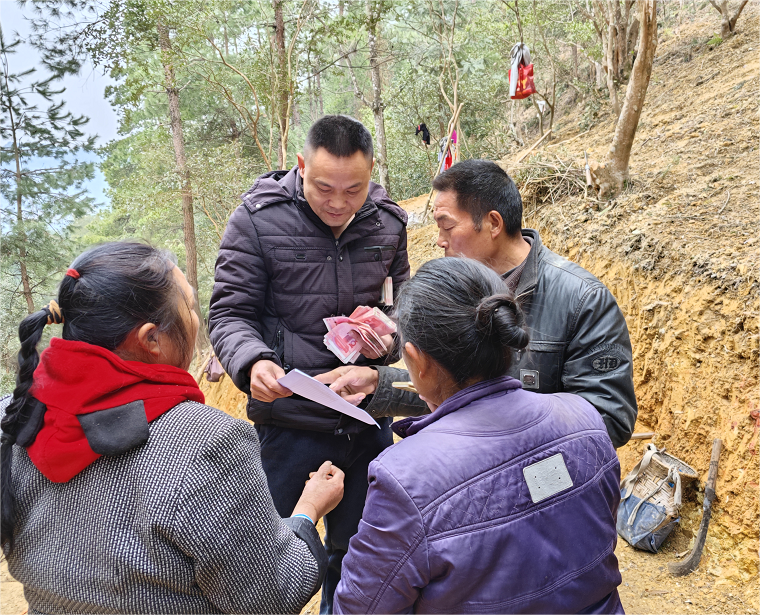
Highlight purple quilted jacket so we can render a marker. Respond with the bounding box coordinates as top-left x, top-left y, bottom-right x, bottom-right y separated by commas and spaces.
335, 377, 624, 614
